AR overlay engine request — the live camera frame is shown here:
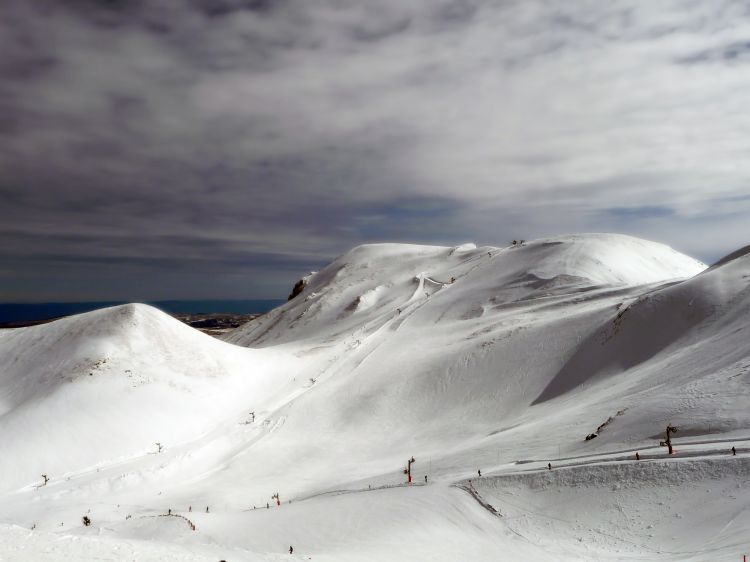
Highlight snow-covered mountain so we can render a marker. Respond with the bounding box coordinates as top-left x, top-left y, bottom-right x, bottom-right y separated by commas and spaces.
2, 233, 750, 562
226, 233, 703, 346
